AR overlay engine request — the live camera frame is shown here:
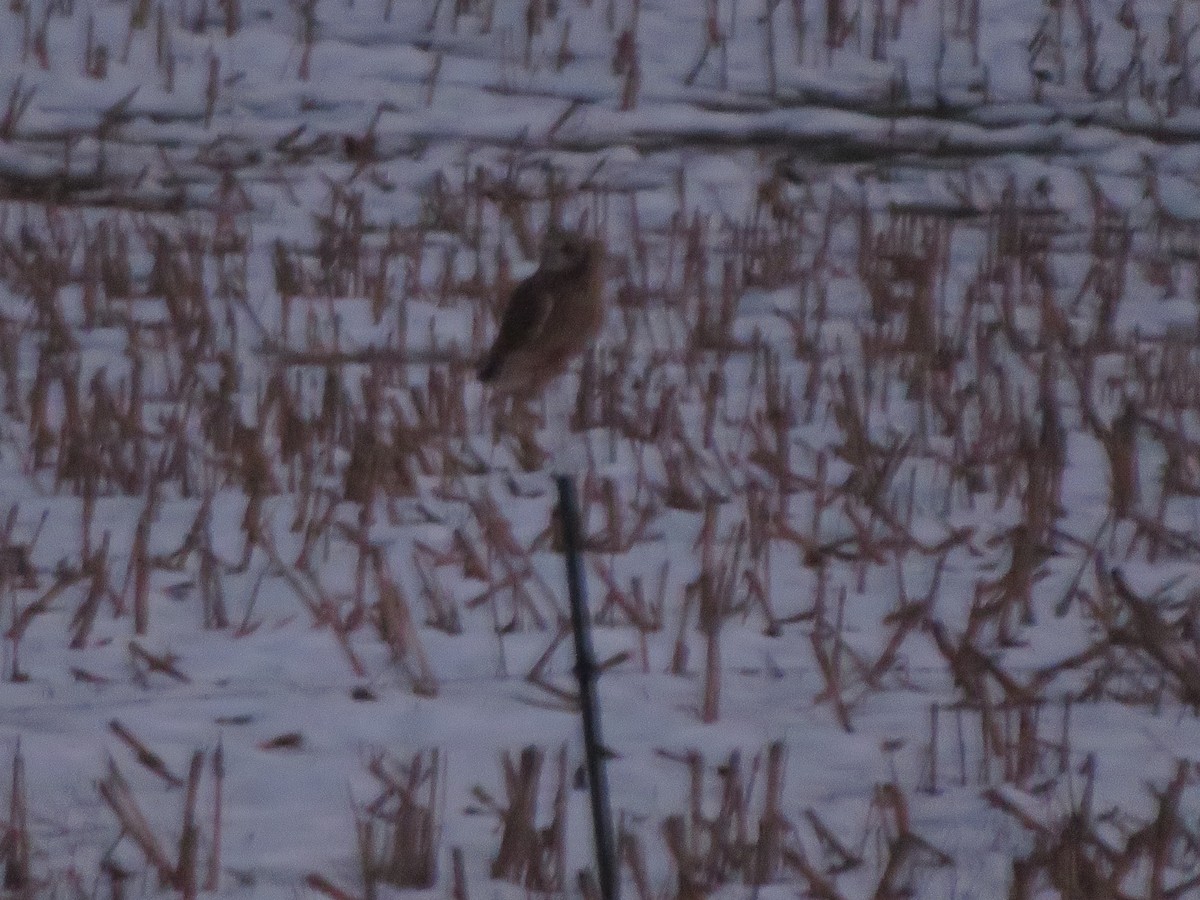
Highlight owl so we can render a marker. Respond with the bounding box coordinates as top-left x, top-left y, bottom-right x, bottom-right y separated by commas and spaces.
477, 230, 605, 395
